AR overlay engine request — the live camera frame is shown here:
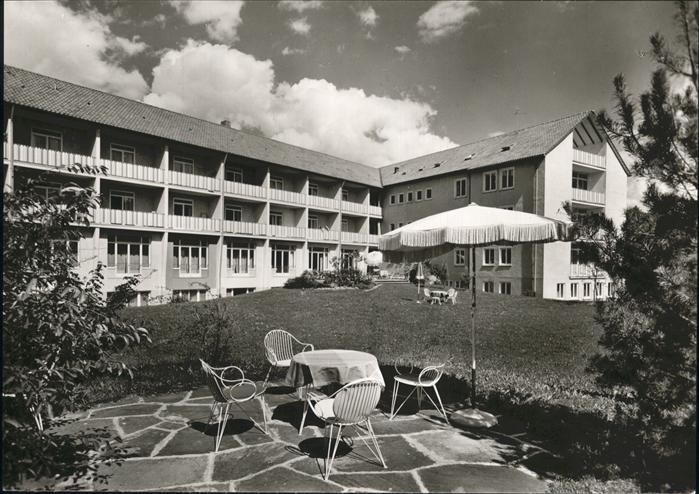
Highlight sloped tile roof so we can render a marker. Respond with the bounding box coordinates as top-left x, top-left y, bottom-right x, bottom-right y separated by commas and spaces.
3, 65, 382, 187
380, 111, 596, 185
